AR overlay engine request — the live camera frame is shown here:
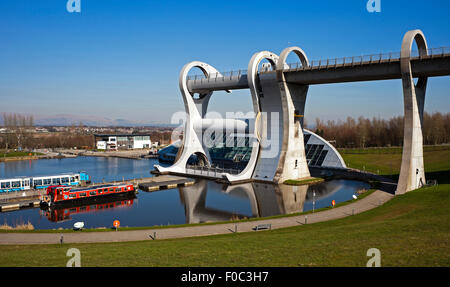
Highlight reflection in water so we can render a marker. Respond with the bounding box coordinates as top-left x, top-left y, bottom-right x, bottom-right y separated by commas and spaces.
178, 179, 364, 224
41, 194, 136, 223
306, 180, 342, 200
